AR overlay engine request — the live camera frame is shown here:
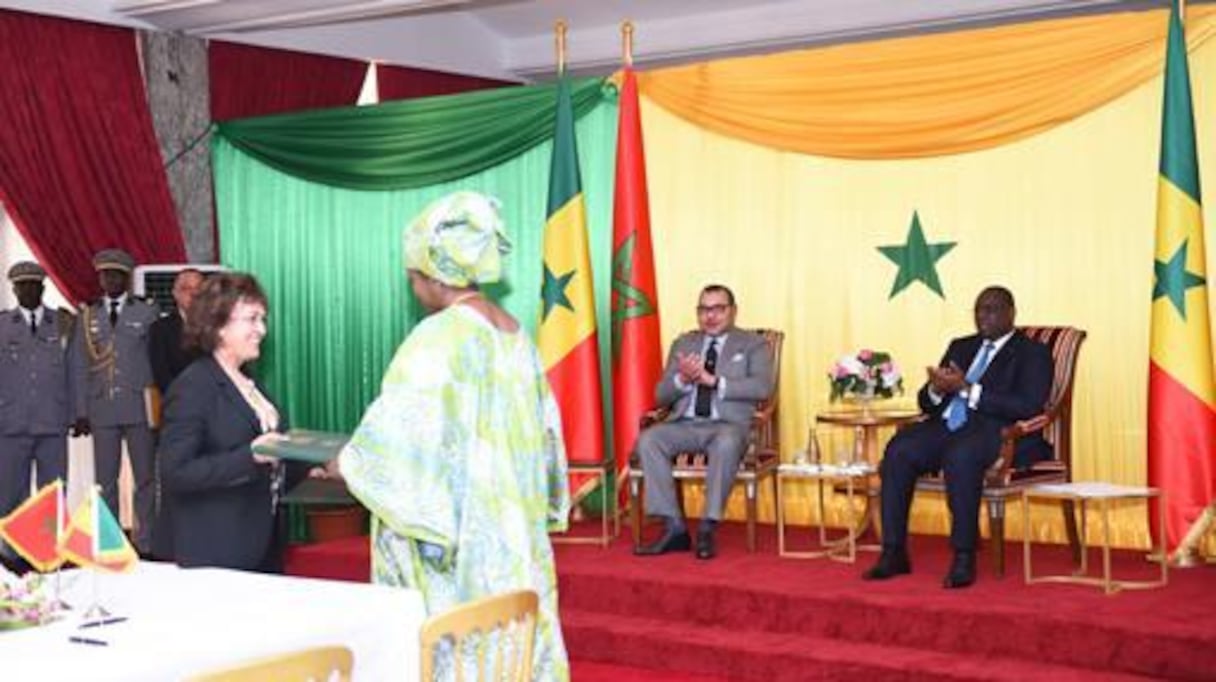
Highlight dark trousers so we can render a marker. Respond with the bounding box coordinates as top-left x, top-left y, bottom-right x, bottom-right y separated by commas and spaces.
878, 418, 1001, 553
93, 424, 156, 553
0, 434, 67, 515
